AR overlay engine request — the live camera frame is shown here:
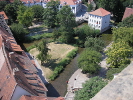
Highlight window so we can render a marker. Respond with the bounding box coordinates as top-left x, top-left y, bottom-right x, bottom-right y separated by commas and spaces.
72, 7, 75, 9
